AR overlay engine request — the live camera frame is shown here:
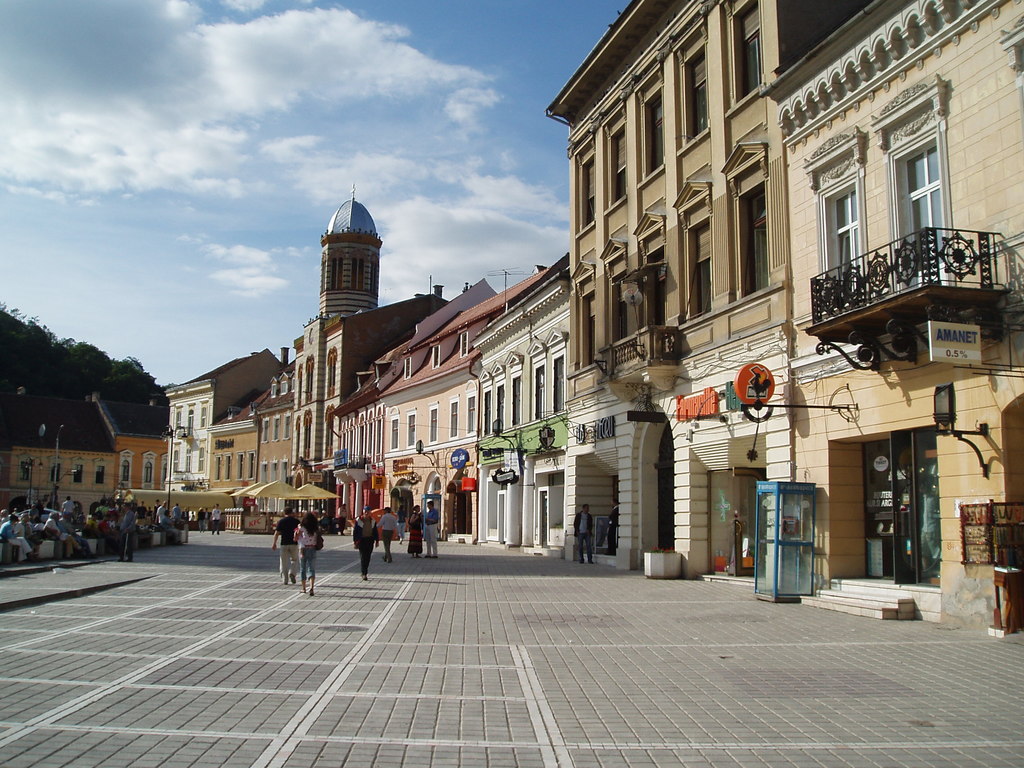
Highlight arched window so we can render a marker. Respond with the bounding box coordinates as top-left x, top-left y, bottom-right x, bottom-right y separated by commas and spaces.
120, 460, 130, 483
143, 461, 153, 485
